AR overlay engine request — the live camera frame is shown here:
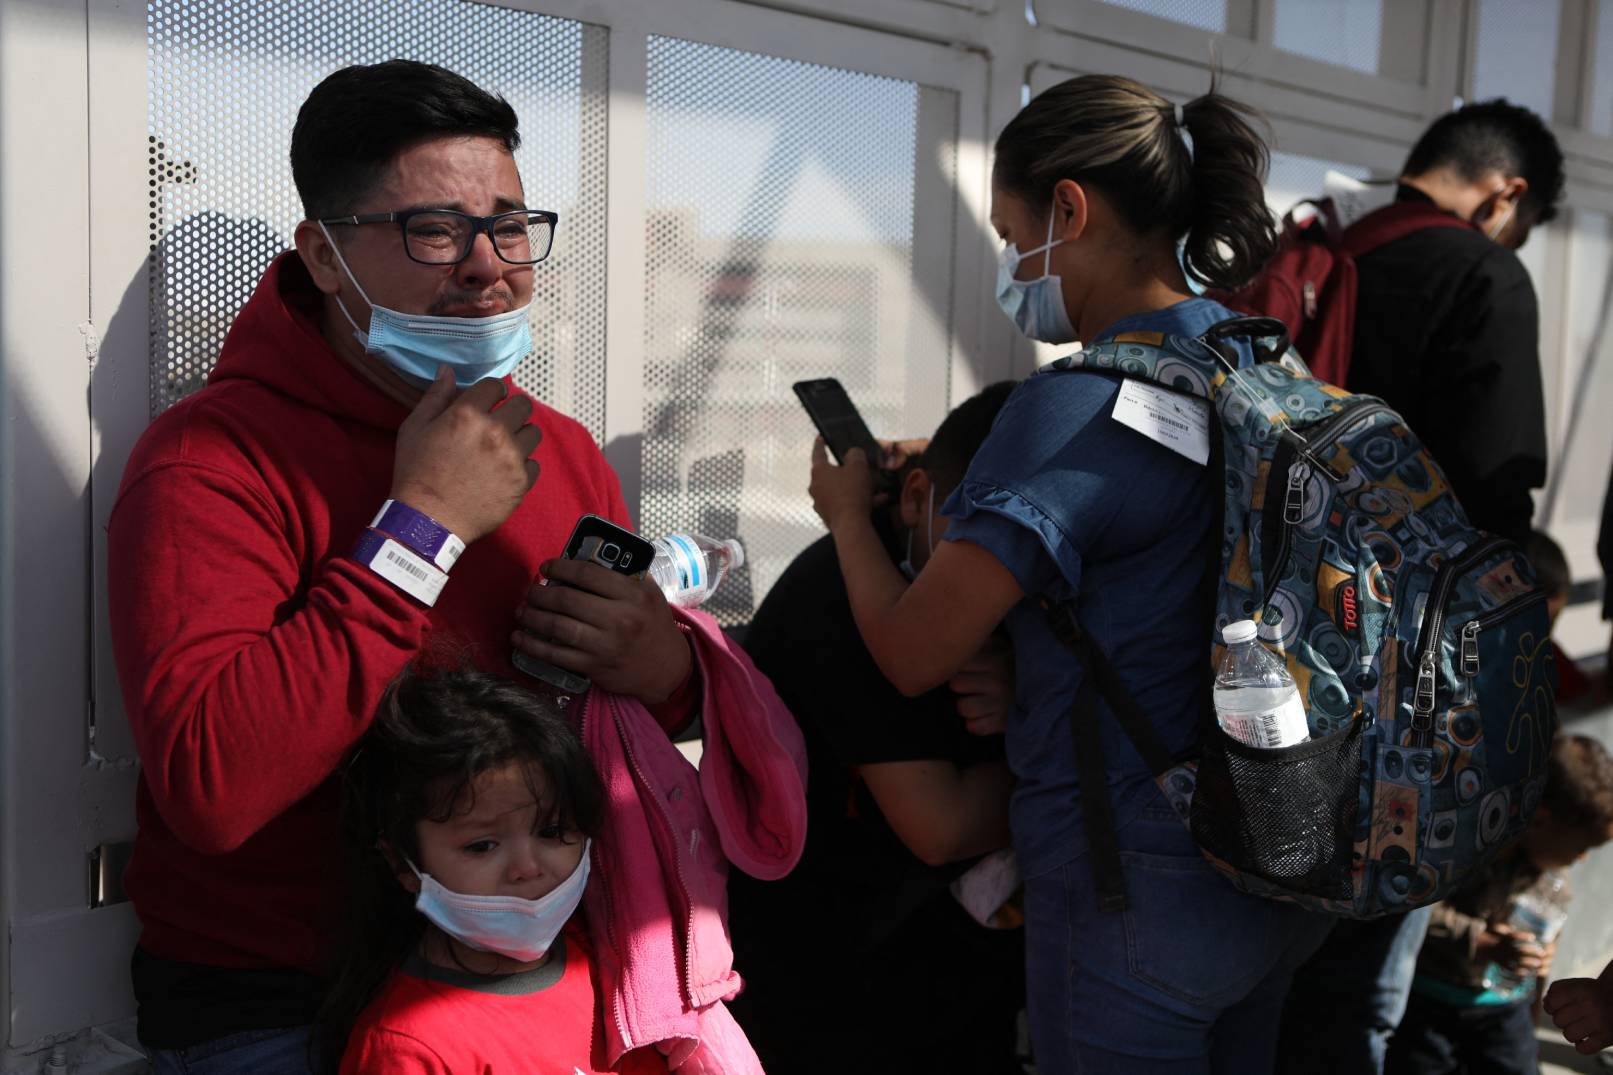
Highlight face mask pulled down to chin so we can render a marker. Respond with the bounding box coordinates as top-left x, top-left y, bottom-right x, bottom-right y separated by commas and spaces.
319, 221, 534, 388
